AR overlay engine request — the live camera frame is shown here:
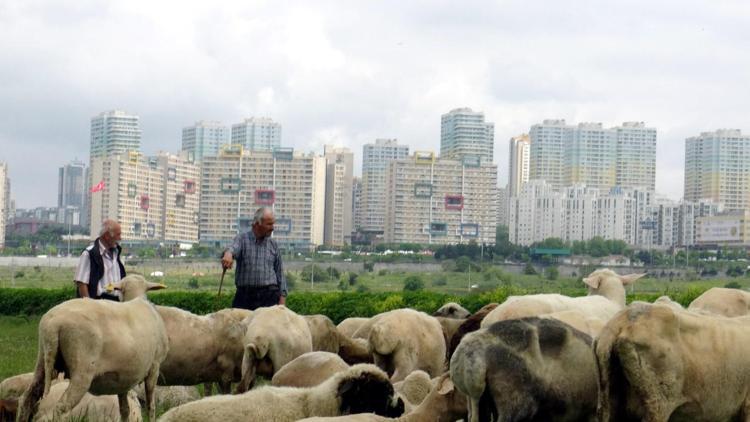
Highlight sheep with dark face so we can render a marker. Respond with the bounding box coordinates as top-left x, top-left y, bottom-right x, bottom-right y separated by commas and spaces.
158, 364, 404, 422
447, 303, 498, 360
451, 317, 597, 422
